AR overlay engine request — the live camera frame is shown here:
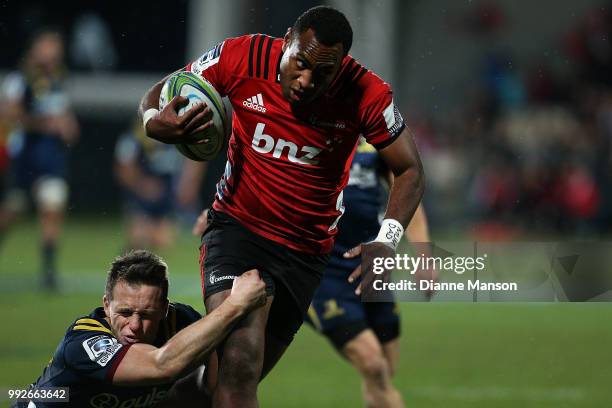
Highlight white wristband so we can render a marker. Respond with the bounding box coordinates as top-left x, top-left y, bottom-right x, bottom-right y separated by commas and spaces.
142, 108, 159, 132
375, 219, 404, 249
